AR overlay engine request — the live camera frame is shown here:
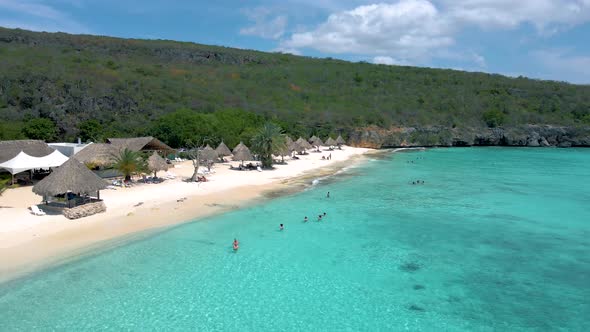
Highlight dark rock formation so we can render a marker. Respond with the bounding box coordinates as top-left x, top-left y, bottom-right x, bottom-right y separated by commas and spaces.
348, 125, 590, 148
